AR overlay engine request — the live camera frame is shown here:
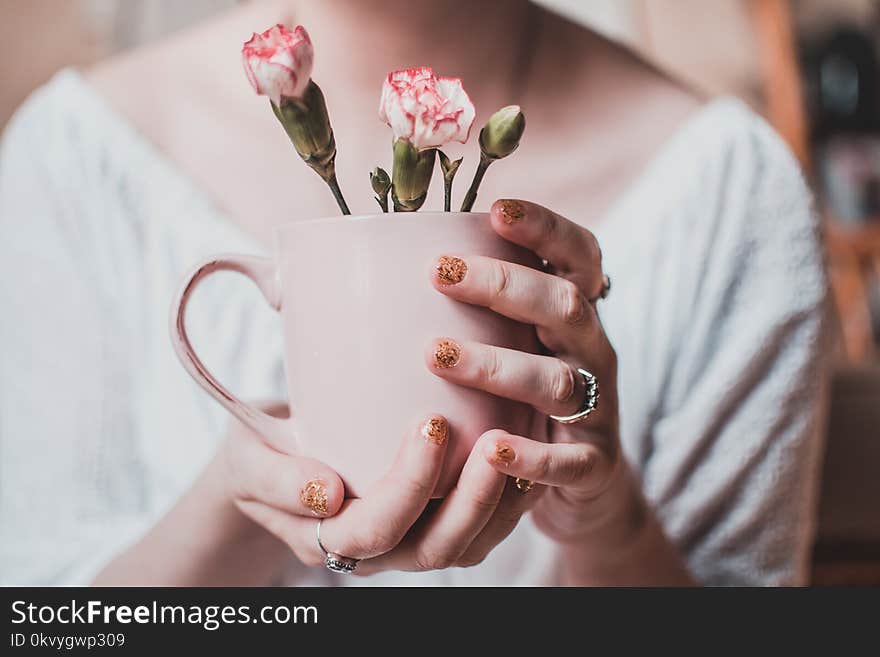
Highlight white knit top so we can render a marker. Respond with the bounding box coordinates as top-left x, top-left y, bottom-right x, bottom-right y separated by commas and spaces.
0, 70, 830, 586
